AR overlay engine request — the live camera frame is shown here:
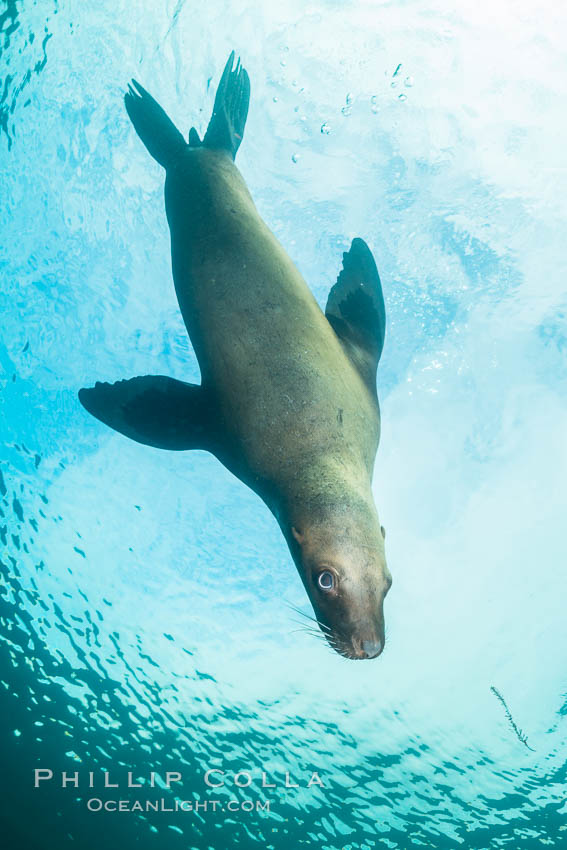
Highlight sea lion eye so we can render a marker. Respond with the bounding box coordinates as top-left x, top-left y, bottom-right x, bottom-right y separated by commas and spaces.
318, 570, 335, 591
